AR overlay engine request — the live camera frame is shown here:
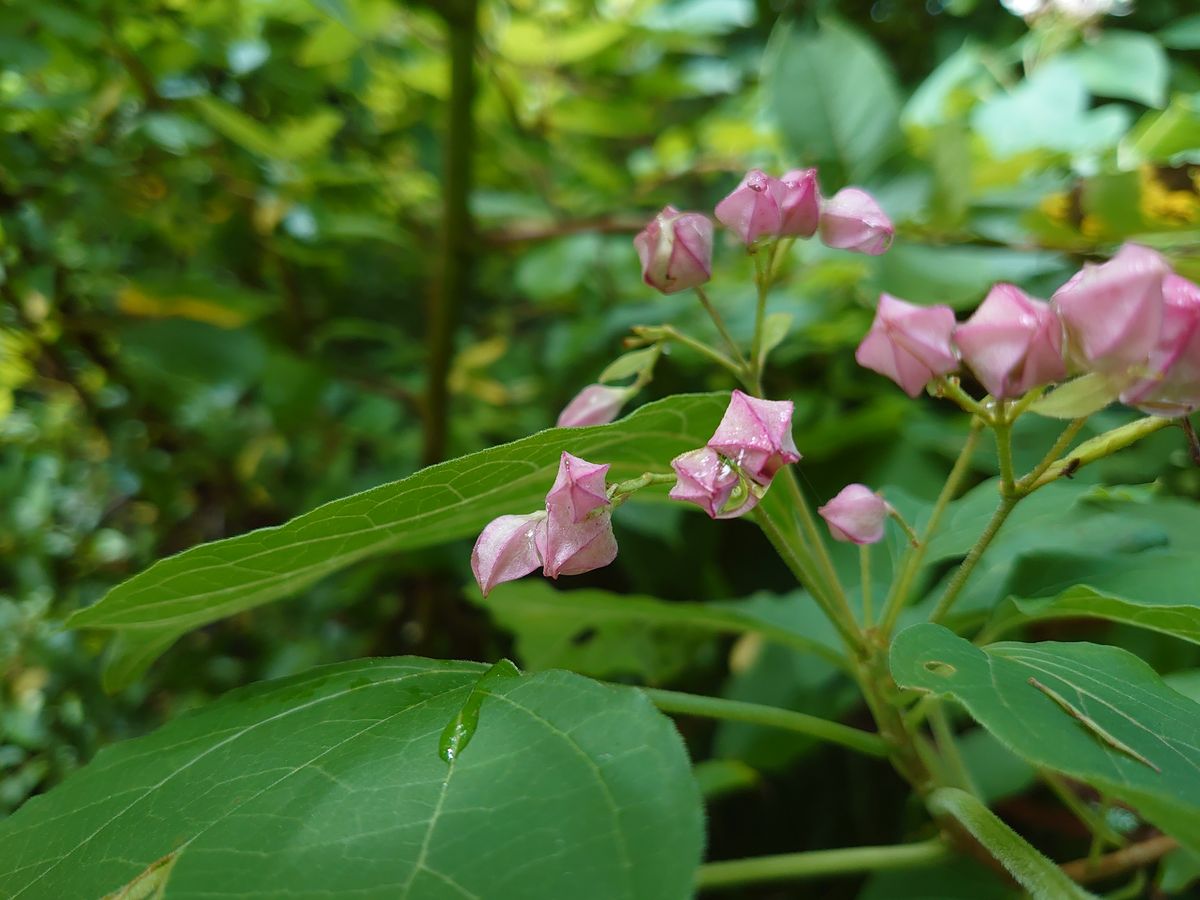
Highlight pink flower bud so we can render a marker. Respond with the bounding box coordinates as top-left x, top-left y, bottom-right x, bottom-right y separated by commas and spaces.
668, 447, 759, 519
540, 452, 618, 579
953, 284, 1067, 399
818, 188, 894, 255
778, 168, 821, 238
715, 169, 784, 245
1120, 273, 1200, 416
538, 511, 618, 579
855, 294, 959, 397
545, 452, 610, 525
817, 484, 892, 545
557, 384, 628, 428
634, 205, 713, 295
706, 390, 801, 486
471, 511, 547, 597
1052, 243, 1169, 375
